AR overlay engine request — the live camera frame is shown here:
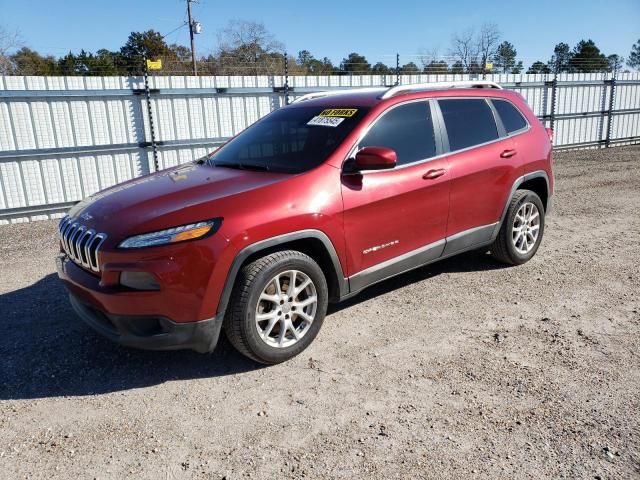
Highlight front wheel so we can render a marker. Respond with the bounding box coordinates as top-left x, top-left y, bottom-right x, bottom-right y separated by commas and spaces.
490, 189, 545, 265
224, 250, 328, 364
